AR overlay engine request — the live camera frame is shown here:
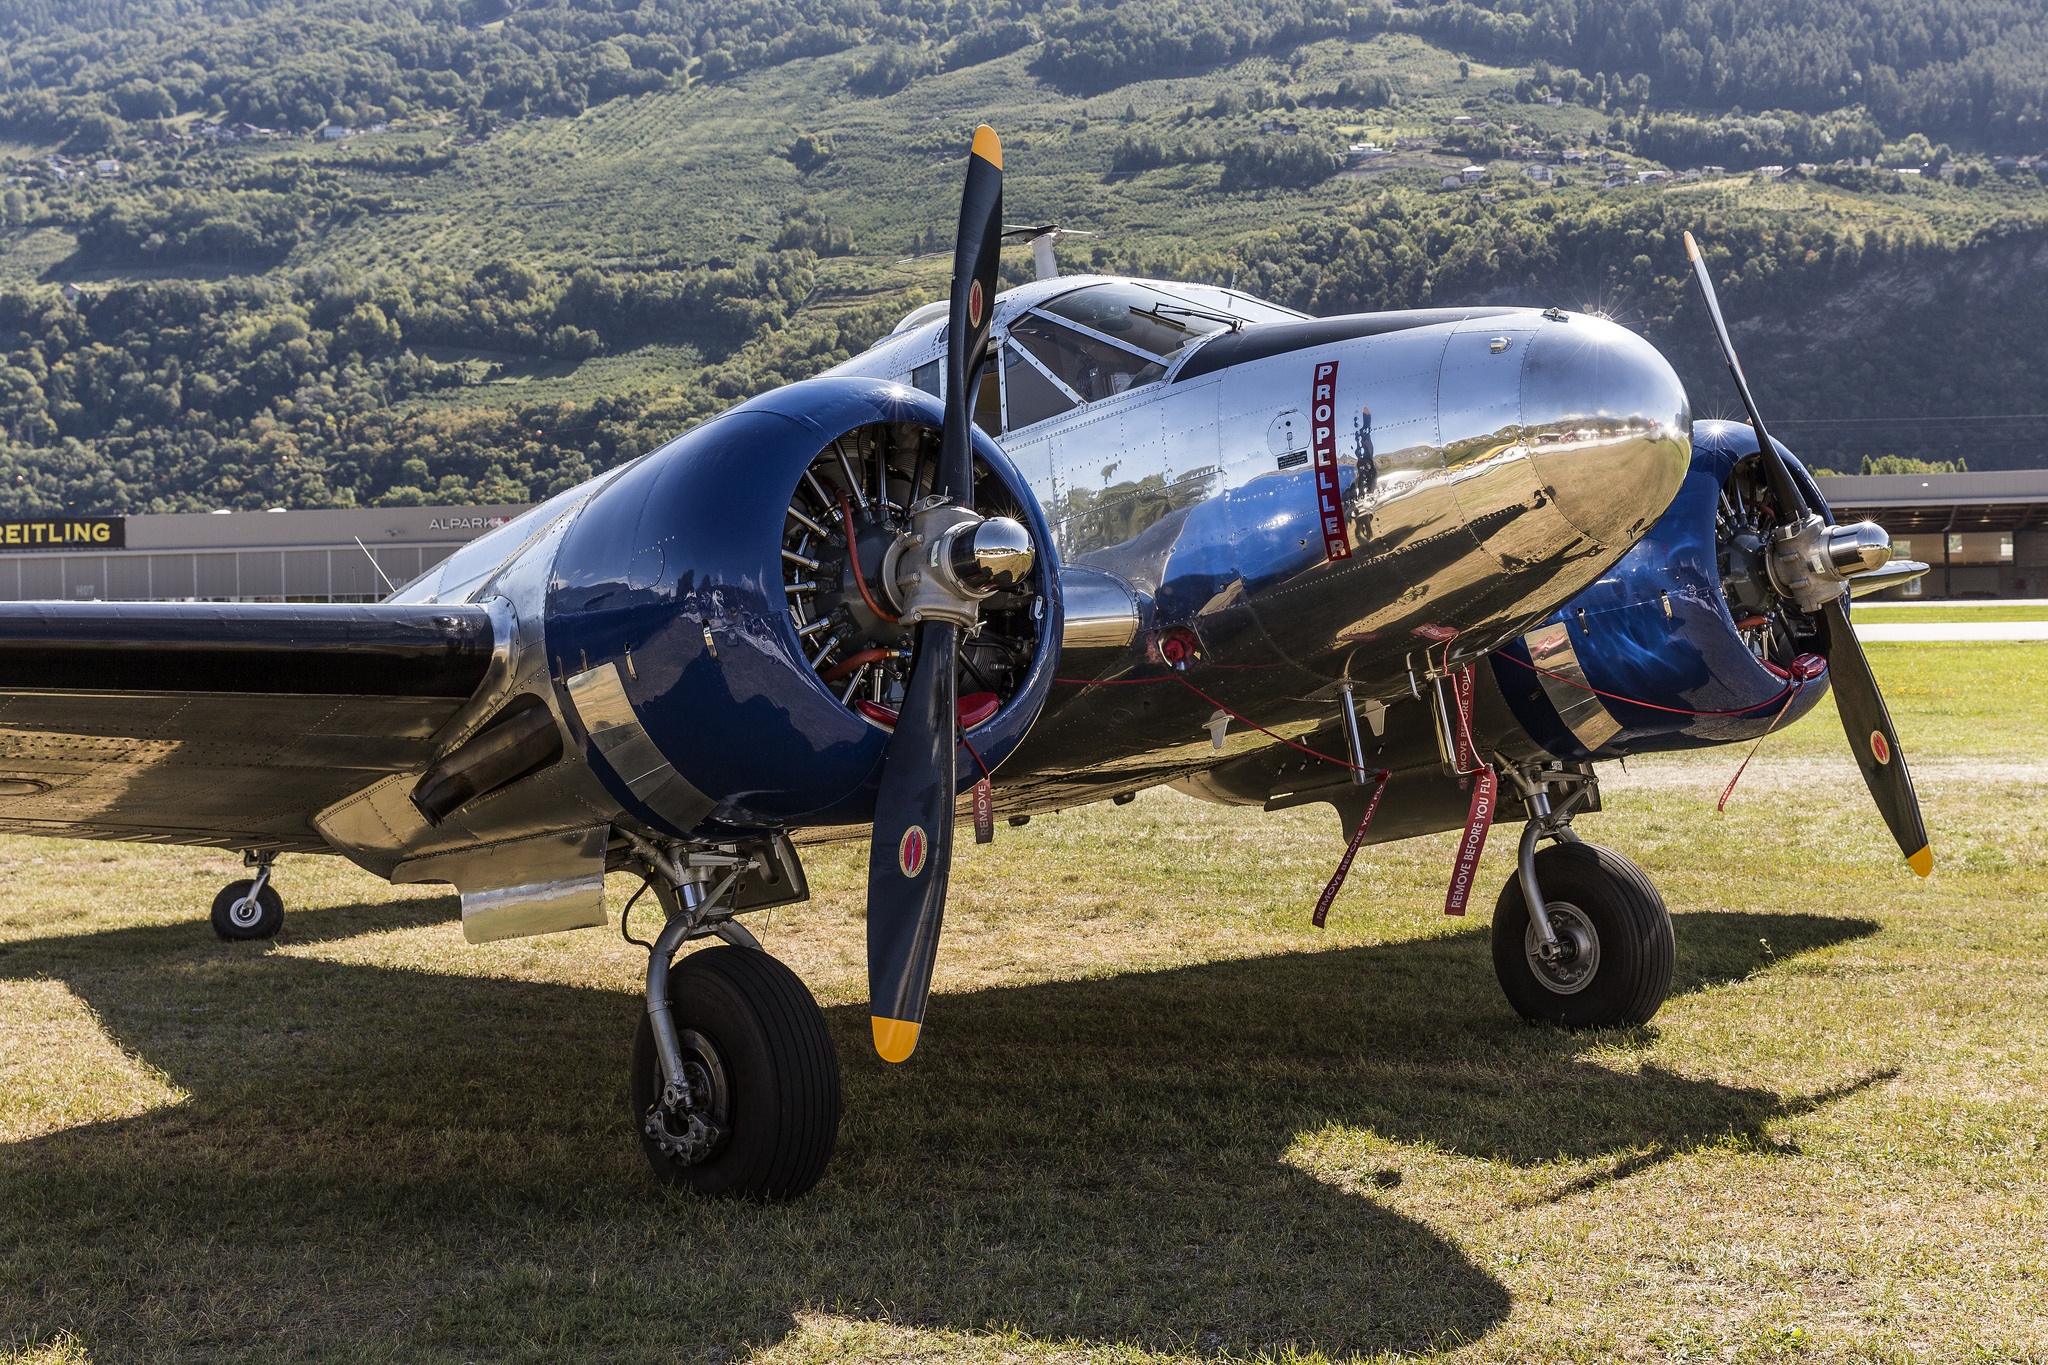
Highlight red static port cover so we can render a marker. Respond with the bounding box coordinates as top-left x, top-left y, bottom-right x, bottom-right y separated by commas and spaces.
854, 692, 1003, 730
1155, 627, 1201, 669
1759, 652, 1828, 683
958, 691, 1000, 729
1787, 652, 1827, 681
